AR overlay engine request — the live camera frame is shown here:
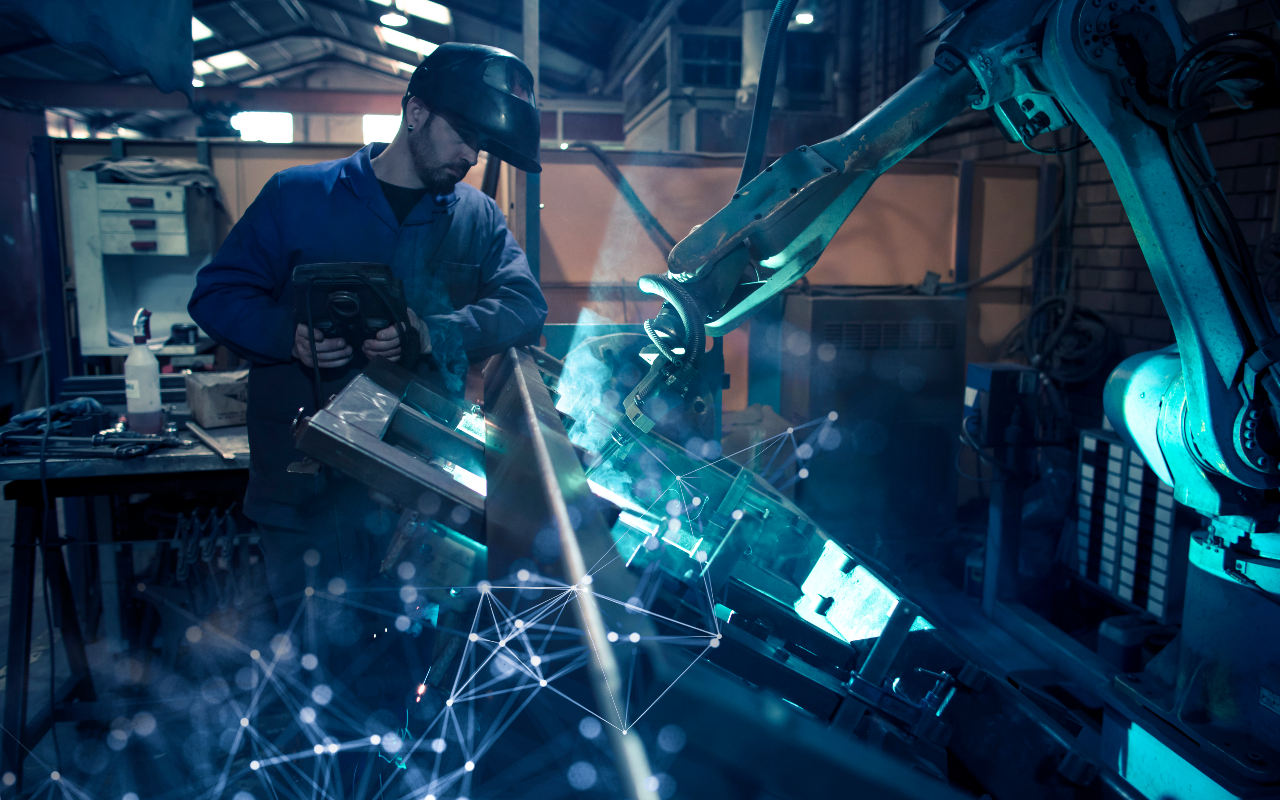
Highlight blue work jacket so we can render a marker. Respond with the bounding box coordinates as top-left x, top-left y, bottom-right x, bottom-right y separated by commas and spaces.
189, 143, 546, 528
